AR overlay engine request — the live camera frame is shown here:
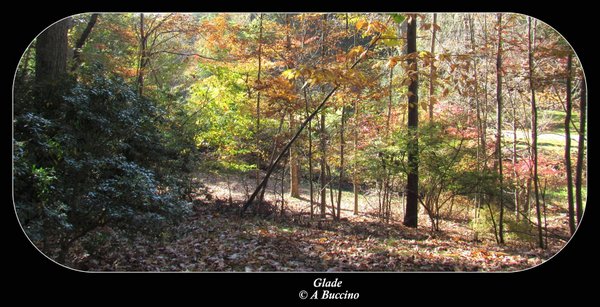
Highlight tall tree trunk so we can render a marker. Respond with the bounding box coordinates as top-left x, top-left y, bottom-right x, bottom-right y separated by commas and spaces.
337, 105, 346, 220
287, 14, 300, 199
565, 52, 575, 235
71, 13, 99, 71
304, 88, 314, 218
429, 13, 437, 121
495, 13, 504, 244
255, 13, 264, 186
468, 14, 483, 239
320, 112, 327, 219
35, 18, 69, 85
386, 66, 394, 140
289, 114, 300, 198
403, 14, 419, 228
528, 17, 544, 249
319, 14, 328, 219
512, 95, 519, 222
353, 99, 359, 215
575, 73, 586, 226
136, 14, 147, 96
